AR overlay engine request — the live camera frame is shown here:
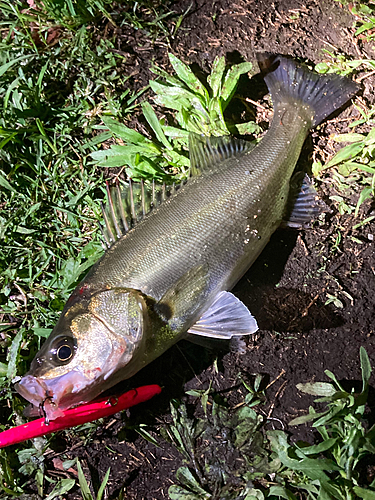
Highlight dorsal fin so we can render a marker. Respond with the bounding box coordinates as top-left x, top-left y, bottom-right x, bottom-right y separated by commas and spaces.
100, 180, 184, 248
189, 133, 256, 176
